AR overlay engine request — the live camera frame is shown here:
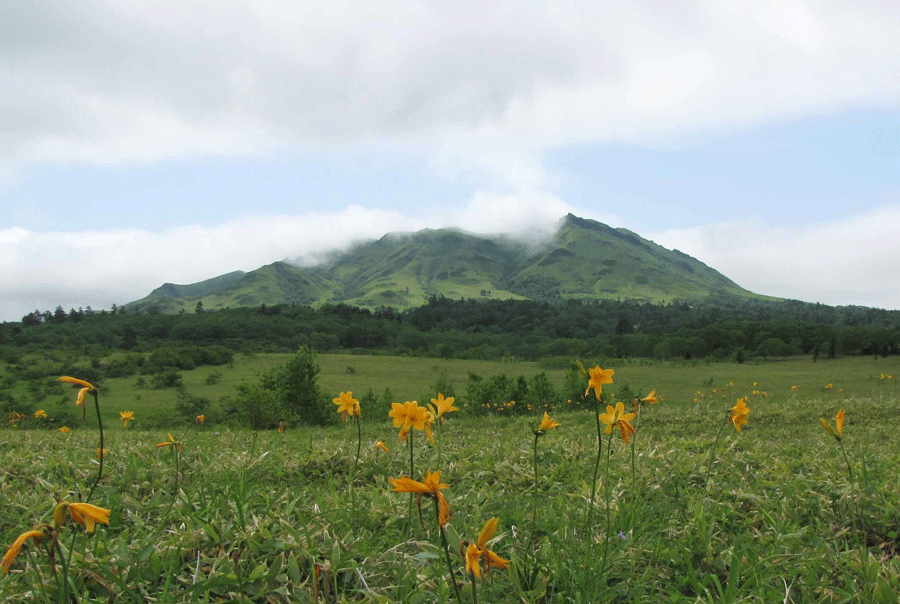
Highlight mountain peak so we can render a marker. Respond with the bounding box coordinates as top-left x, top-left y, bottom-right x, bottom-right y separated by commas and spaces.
126, 215, 764, 313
